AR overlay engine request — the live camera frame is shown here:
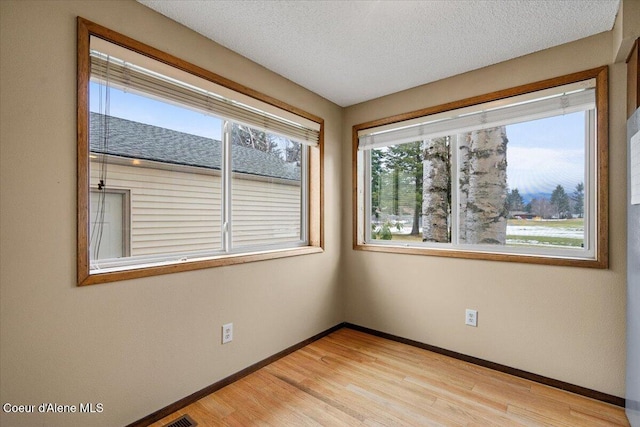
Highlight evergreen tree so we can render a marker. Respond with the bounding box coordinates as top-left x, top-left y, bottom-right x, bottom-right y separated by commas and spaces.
550, 184, 571, 219
370, 149, 384, 220
506, 188, 524, 213
572, 182, 584, 218
386, 141, 423, 235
